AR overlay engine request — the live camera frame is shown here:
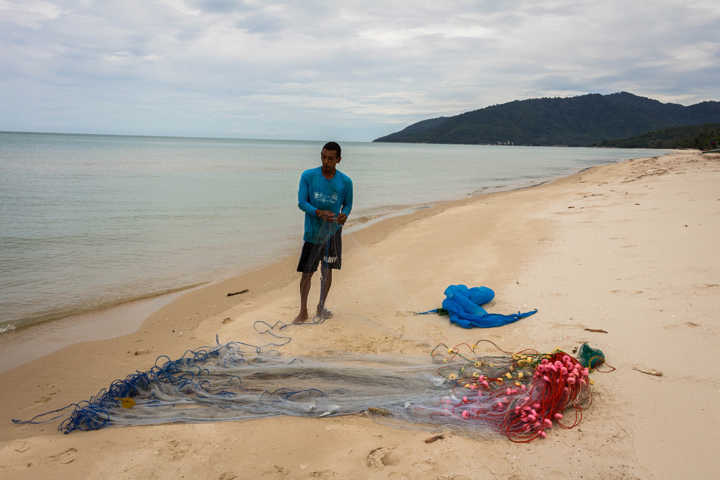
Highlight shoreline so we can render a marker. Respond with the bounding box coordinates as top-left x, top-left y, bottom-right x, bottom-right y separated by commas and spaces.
0, 175, 554, 335
0, 282, 208, 335
0, 159, 624, 372
0, 285, 210, 374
